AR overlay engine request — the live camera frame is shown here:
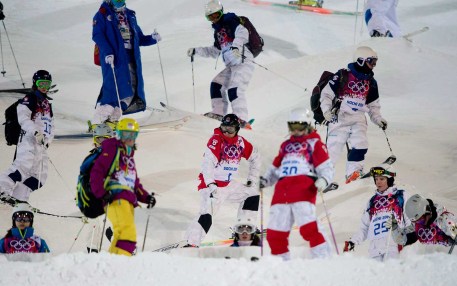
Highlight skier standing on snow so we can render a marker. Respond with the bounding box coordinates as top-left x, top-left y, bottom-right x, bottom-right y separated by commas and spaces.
365, 0, 401, 37
343, 165, 410, 261
184, 114, 261, 247
90, 118, 156, 256
320, 46, 388, 184
387, 194, 457, 251
86, 123, 113, 253
0, 203, 50, 253
187, 0, 255, 128
0, 70, 54, 205
92, 0, 162, 125
260, 108, 334, 260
